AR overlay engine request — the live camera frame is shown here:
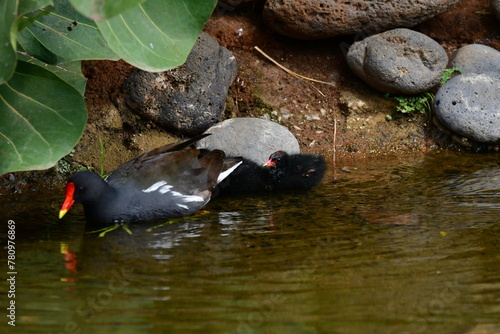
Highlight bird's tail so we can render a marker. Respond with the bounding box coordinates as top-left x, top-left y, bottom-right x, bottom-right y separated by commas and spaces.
218, 157, 243, 184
